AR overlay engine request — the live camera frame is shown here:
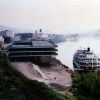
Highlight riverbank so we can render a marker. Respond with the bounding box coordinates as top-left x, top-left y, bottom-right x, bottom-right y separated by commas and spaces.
0, 51, 70, 100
